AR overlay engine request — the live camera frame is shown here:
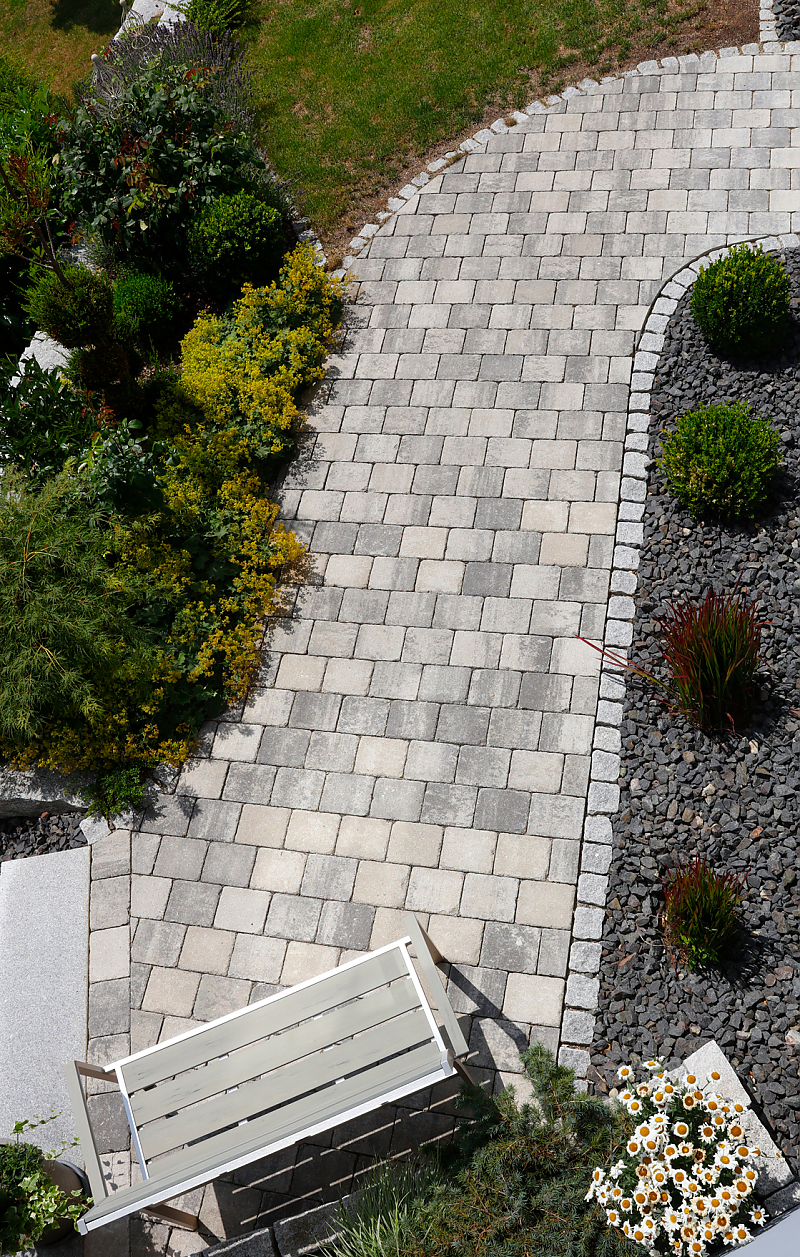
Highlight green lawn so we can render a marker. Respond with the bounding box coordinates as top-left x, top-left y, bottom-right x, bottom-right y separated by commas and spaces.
247, 0, 707, 238
4, 0, 720, 243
